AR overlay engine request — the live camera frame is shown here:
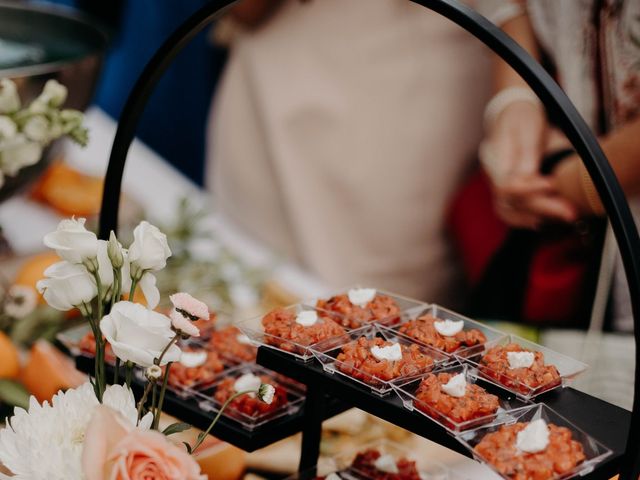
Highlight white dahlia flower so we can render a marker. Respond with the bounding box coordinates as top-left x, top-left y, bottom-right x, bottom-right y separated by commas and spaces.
0, 383, 151, 480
